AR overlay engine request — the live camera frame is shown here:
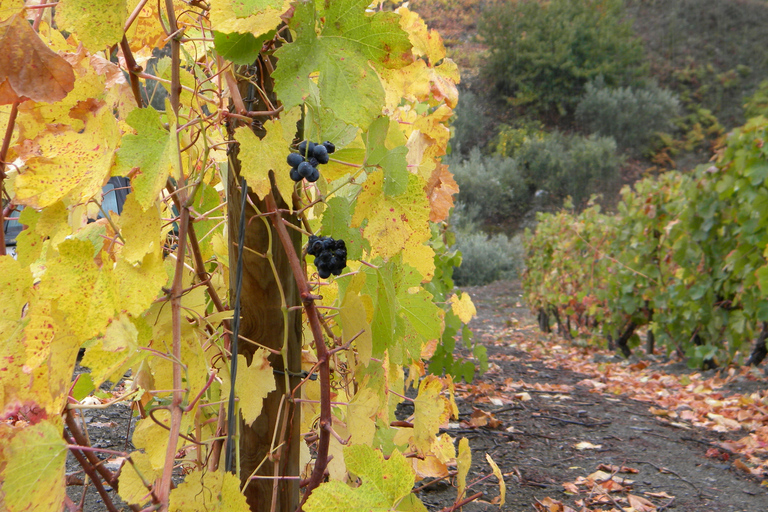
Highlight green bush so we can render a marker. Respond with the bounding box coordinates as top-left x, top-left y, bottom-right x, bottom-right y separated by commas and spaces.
451, 231, 524, 286
513, 132, 621, 208
447, 148, 531, 222
576, 78, 680, 152
479, 0, 646, 117
450, 90, 491, 153
744, 80, 768, 119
